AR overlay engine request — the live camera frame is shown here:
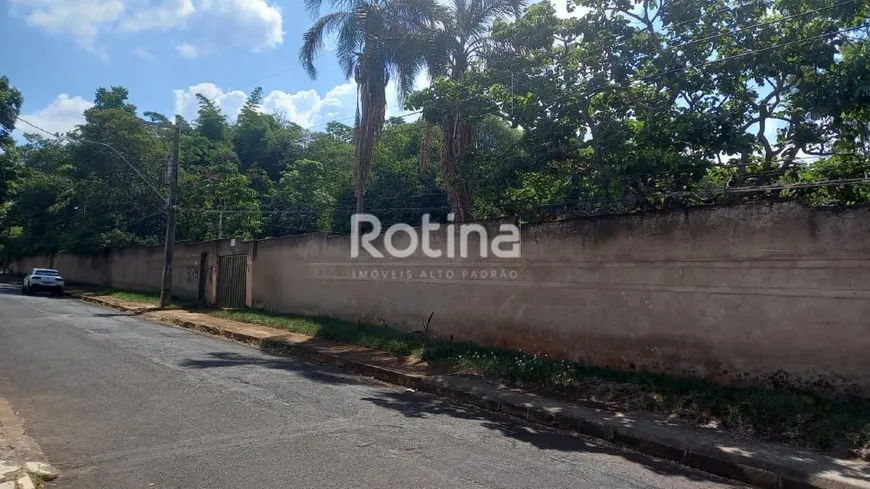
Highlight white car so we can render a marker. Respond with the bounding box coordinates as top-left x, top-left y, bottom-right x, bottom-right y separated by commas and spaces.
22, 268, 65, 296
